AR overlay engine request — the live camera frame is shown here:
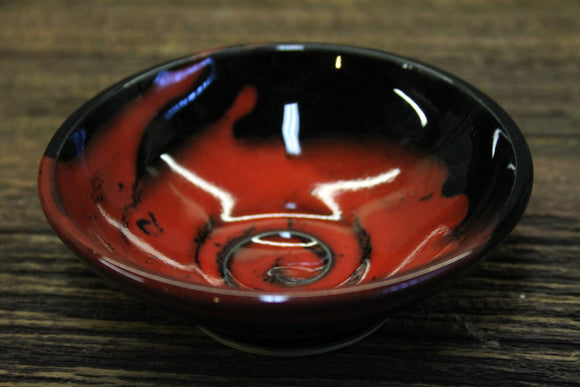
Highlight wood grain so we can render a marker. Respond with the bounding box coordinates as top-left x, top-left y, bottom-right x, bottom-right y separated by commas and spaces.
1, 0, 579, 385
